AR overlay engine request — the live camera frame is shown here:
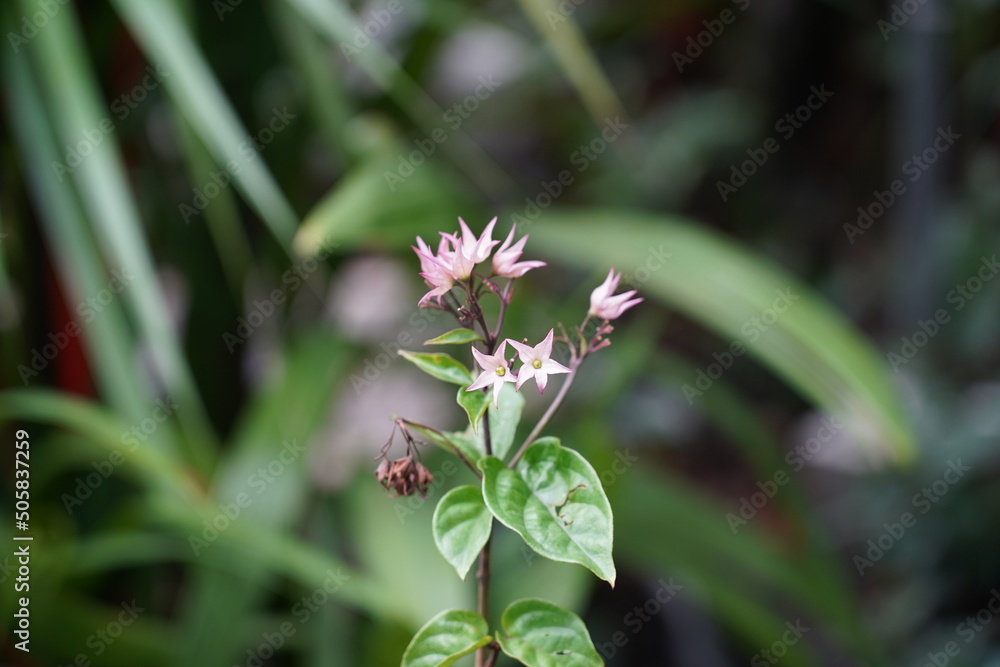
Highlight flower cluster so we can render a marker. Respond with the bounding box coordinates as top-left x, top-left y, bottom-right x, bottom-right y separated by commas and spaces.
412, 217, 545, 306
467, 331, 572, 407
408, 216, 644, 409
